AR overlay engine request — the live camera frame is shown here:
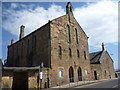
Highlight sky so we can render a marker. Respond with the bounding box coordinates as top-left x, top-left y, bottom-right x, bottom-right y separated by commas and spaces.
1, 0, 118, 70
